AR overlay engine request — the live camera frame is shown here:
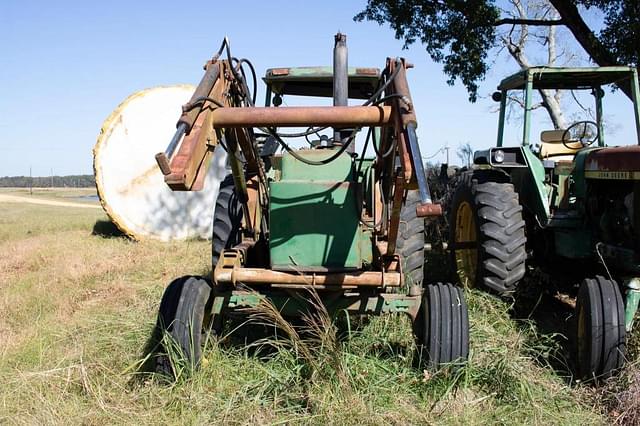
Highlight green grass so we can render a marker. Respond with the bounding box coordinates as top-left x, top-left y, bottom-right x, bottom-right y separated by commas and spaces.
0, 187, 97, 196
0, 199, 621, 424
